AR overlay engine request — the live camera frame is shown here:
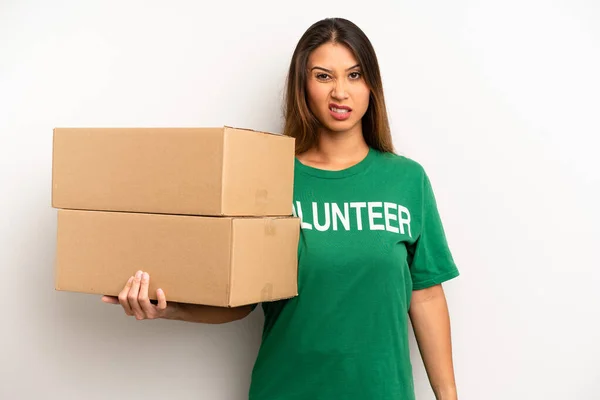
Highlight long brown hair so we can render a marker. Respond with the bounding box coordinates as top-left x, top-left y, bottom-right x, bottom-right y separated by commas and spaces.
283, 18, 394, 155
